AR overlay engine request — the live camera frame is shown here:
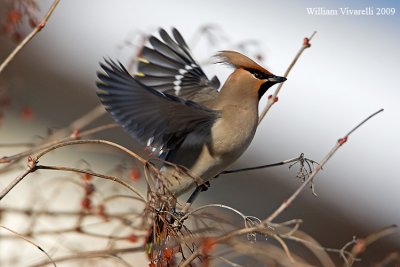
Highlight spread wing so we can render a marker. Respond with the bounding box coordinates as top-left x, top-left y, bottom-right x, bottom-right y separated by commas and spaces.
96, 59, 220, 154
135, 28, 220, 104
